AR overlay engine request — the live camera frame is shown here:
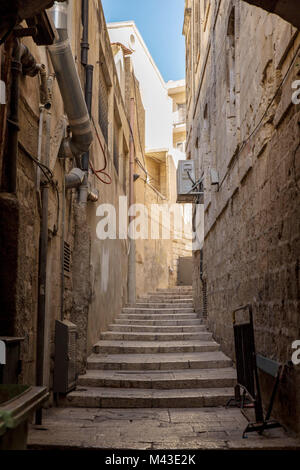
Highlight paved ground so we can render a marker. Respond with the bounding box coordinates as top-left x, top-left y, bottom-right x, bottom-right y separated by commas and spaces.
28, 407, 300, 450
29, 288, 300, 450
